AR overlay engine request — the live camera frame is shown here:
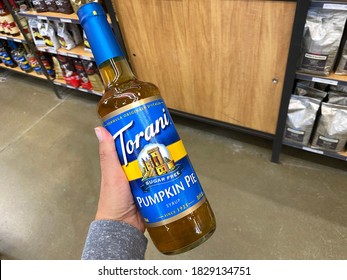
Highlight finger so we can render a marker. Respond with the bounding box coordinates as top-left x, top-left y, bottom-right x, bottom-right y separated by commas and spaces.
94, 126, 127, 183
